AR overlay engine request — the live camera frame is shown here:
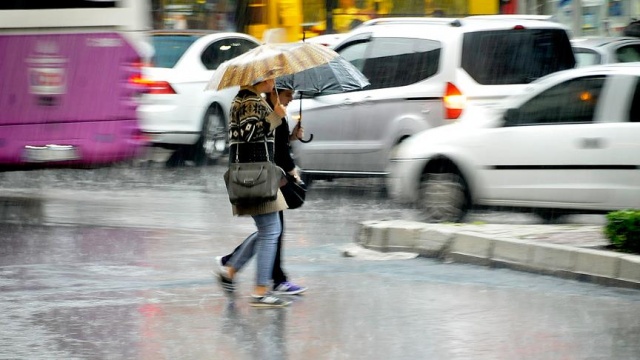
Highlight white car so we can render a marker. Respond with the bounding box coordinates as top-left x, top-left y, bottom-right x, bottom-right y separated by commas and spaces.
138, 30, 260, 165
303, 33, 347, 48
387, 64, 640, 223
